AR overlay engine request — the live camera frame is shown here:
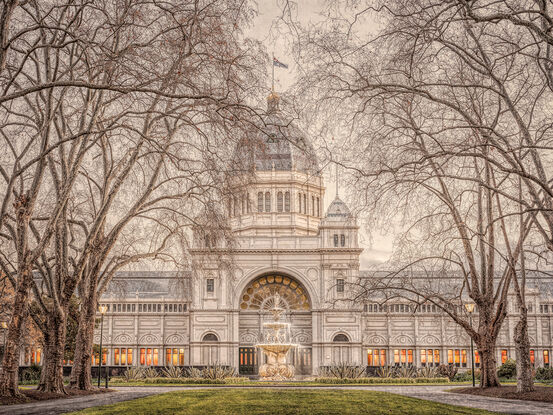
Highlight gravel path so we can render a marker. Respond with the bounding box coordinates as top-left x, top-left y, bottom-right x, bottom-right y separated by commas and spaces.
1, 384, 552, 415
